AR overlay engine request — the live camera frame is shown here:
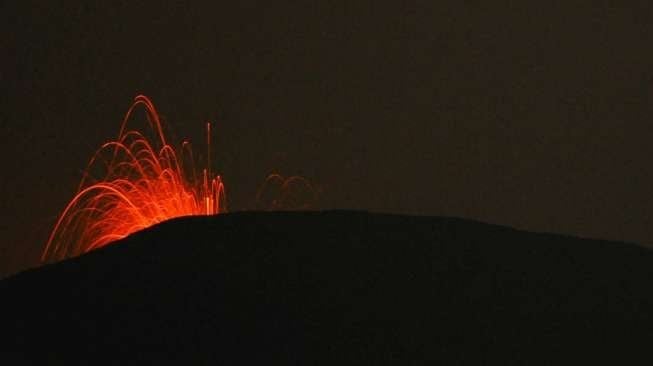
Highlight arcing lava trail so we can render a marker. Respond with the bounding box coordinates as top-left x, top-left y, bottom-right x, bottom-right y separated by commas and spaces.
42, 95, 226, 262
